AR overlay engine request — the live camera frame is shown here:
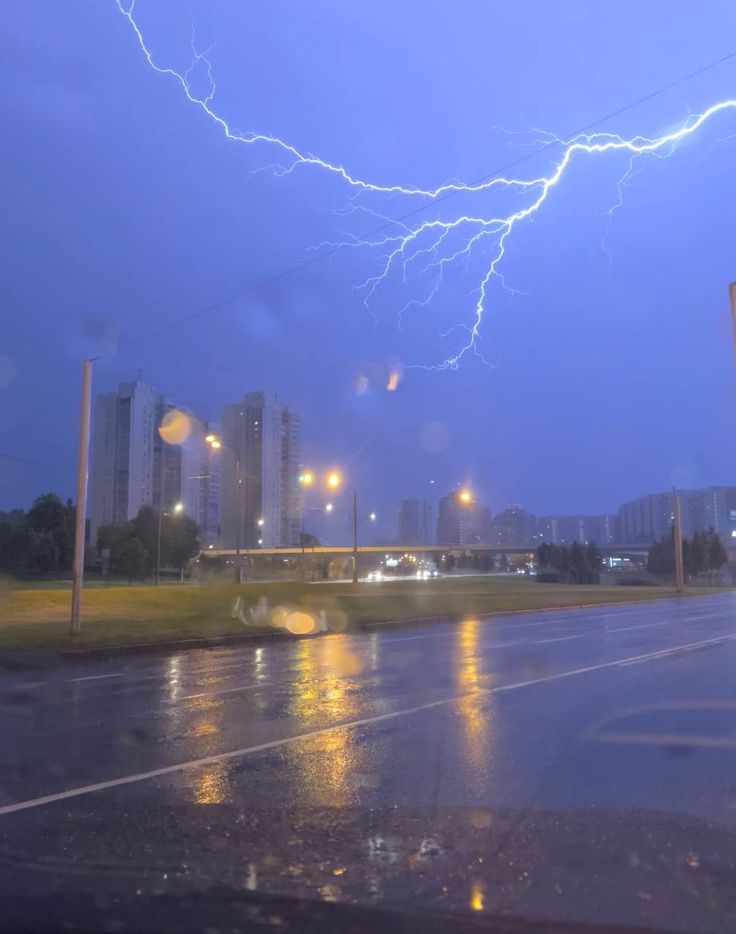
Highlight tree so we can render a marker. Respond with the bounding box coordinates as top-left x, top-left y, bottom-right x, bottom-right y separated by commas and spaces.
647, 530, 675, 577
97, 522, 133, 575
536, 540, 601, 584
34, 532, 60, 575
0, 514, 35, 573
585, 542, 603, 584
686, 531, 706, 580
649, 527, 728, 583
131, 506, 158, 571
164, 515, 200, 577
498, 553, 509, 572
119, 538, 148, 584
569, 542, 585, 583
26, 493, 74, 573
707, 529, 727, 574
